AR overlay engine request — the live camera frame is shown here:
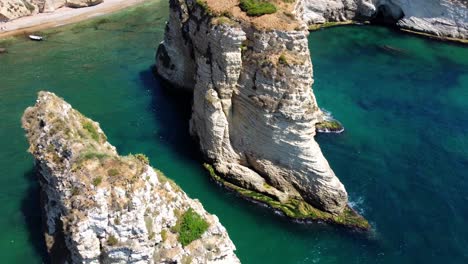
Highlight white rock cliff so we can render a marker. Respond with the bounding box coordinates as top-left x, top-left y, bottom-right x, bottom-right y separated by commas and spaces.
295, 0, 468, 39
22, 91, 239, 264
156, 0, 350, 215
